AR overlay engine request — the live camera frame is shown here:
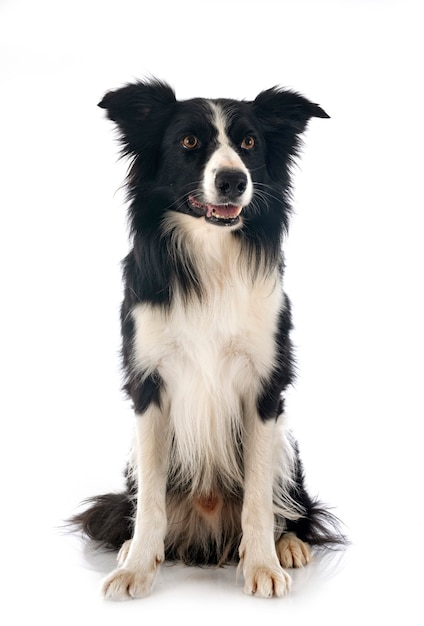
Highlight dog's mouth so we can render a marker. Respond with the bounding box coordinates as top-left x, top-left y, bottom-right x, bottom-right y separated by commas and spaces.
187, 195, 243, 227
